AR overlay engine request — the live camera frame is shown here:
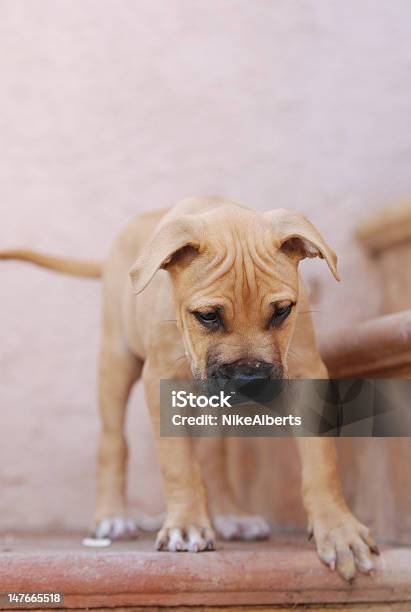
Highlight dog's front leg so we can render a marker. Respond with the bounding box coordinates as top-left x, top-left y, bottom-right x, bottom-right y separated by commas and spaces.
297, 437, 379, 581
143, 362, 215, 552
